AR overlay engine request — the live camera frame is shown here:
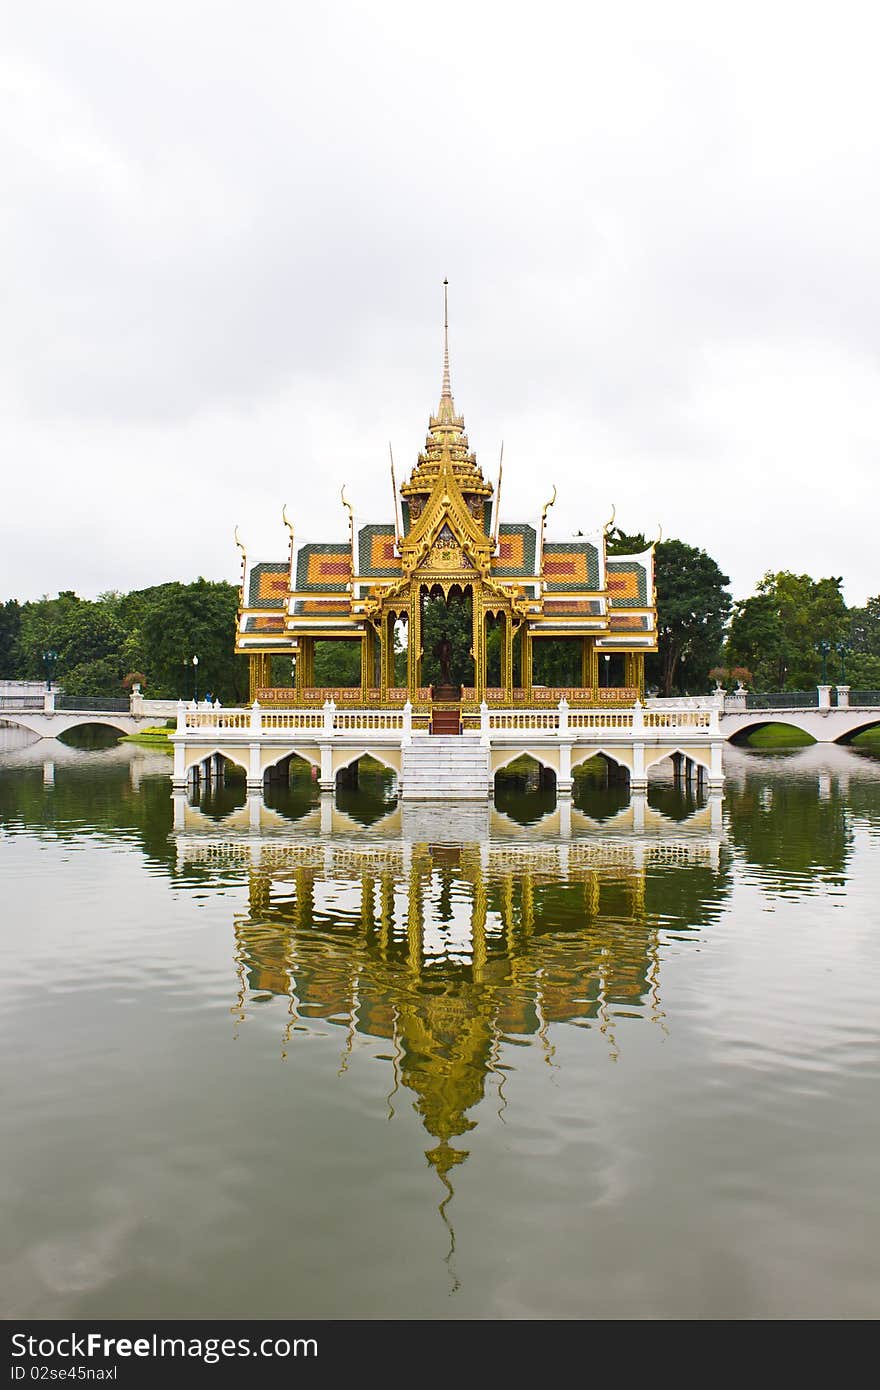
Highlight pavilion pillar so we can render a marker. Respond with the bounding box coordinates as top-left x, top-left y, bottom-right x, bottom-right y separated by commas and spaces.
361, 626, 376, 702
296, 638, 314, 693
249, 654, 260, 702
407, 587, 422, 701
633, 653, 645, 698
473, 589, 485, 704
522, 627, 533, 699
381, 612, 397, 697
501, 612, 513, 701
